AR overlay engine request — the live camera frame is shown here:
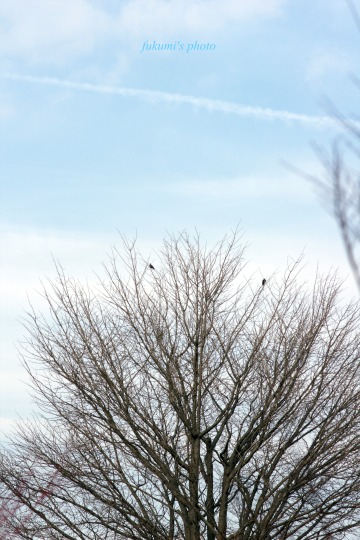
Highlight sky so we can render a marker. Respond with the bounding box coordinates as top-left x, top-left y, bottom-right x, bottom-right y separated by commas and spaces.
1, 0, 360, 441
